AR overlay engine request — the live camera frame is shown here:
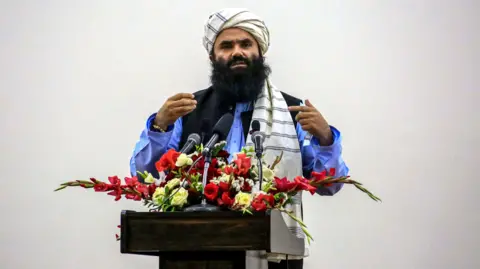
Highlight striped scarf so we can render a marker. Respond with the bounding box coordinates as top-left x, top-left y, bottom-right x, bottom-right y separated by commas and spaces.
245, 80, 308, 263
